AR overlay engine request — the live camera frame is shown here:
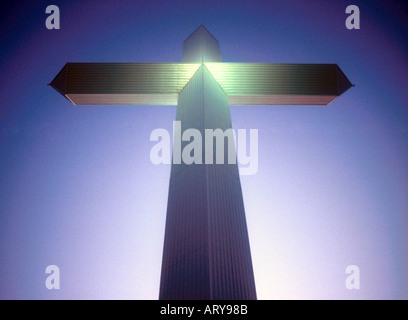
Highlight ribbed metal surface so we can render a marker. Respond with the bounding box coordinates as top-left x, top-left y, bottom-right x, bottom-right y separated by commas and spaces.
205, 63, 352, 105
160, 66, 211, 299
50, 63, 200, 105
228, 94, 337, 105
50, 62, 351, 106
159, 66, 257, 300
66, 93, 180, 105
